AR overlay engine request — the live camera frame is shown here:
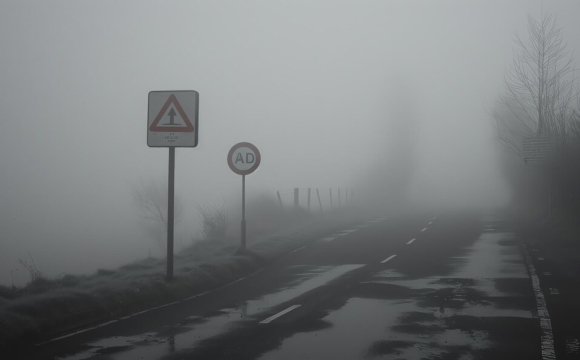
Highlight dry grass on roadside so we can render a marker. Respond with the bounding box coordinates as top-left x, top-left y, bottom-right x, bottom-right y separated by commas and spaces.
196, 201, 229, 241
0, 238, 260, 349
0, 204, 324, 351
